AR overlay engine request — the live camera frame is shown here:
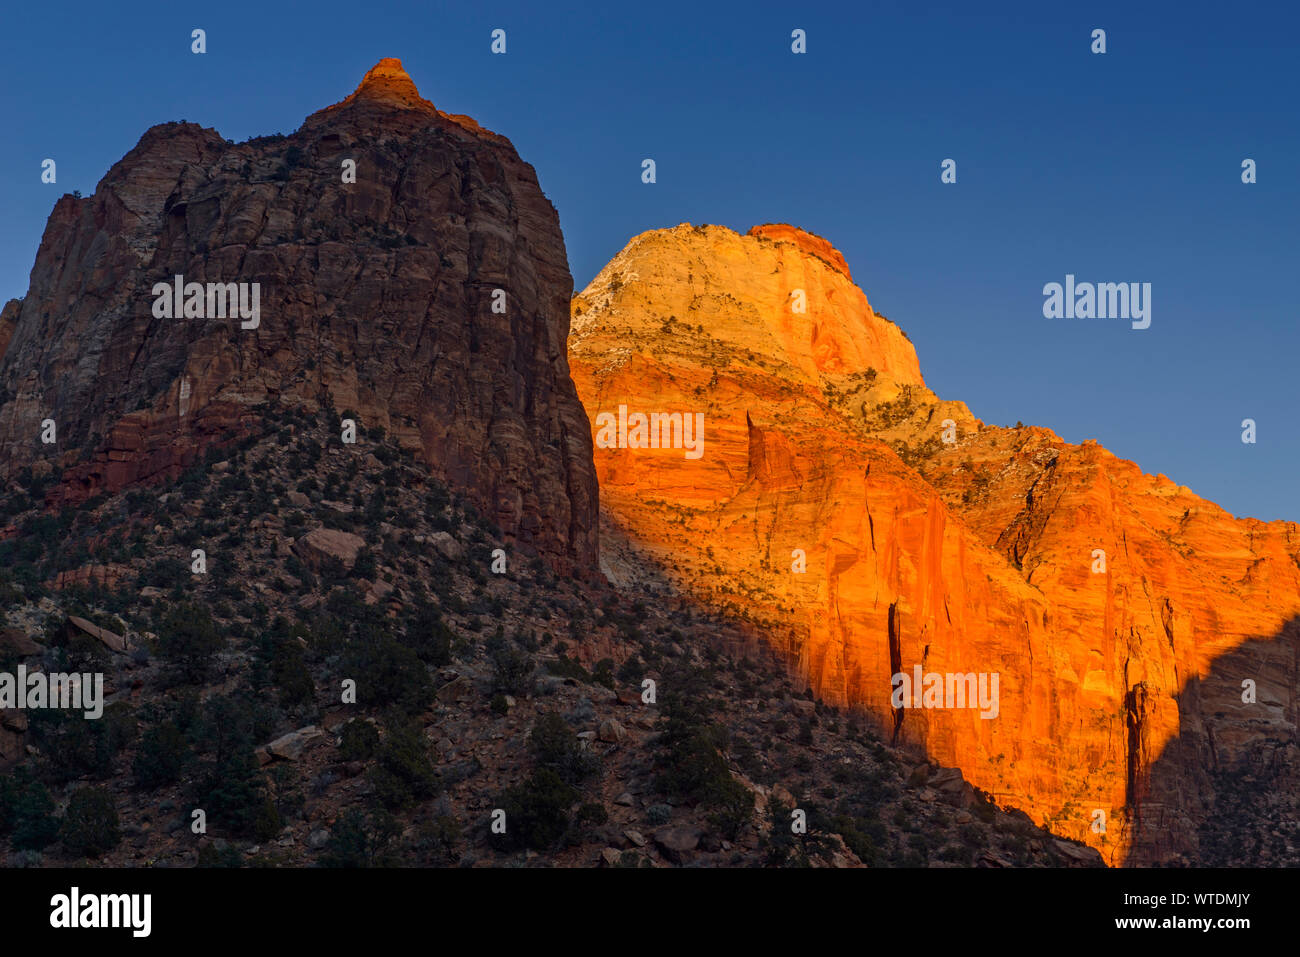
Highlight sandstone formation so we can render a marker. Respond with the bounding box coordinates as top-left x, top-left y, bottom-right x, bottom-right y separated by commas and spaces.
0, 58, 596, 574
569, 222, 1300, 865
